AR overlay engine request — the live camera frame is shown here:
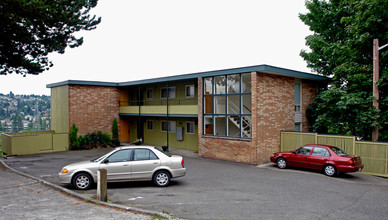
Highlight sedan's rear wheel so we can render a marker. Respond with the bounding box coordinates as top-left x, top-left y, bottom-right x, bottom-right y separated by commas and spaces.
153, 170, 171, 187
324, 165, 337, 177
72, 172, 93, 190
276, 158, 287, 169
